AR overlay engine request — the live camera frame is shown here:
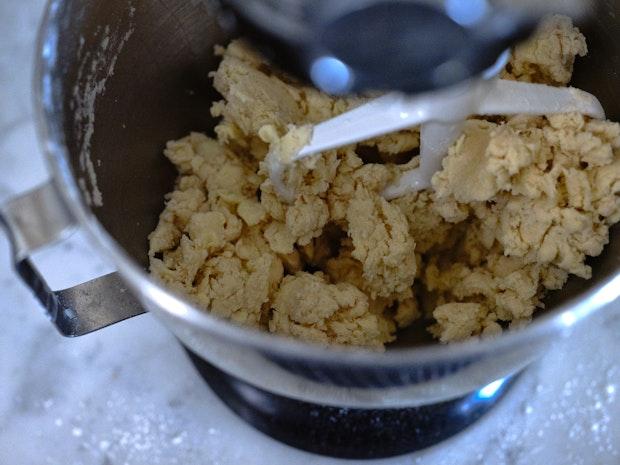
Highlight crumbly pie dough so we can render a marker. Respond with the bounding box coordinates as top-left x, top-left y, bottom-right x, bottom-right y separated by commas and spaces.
149, 17, 620, 349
